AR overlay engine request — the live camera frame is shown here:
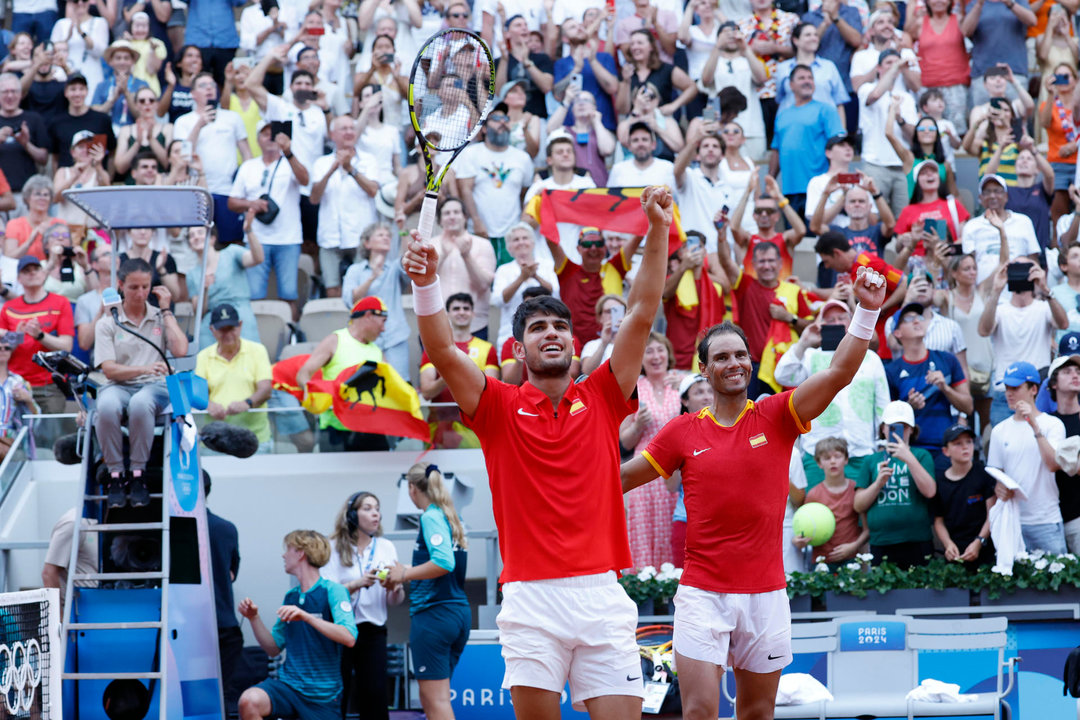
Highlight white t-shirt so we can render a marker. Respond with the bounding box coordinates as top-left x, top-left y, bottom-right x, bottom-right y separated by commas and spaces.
607, 157, 676, 189
358, 124, 402, 185
173, 109, 250, 195
684, 23, 720, 81
229, 156, 303, 246
523, 173, 596, 265
239, 4, 287, 62
988, 413, 1066, 526
311, 151, 380, 249
491, 260, 561, 349
455, 143, 535, 238
677, 165, 729, 254
288, 34, 349, 89
961, 212, 1040, 285
850, 46, 919, 97
475, 0, 545, 58
805, 171, 848, 228
550, 0, 604, 24
698, 54, 764, 140
264, 94, 328, 195
857, 83, 918, 167
284, 79, 350, 117
320, 538, 399, 626
581, 337, 615, 366
988, 300, 1056, 383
